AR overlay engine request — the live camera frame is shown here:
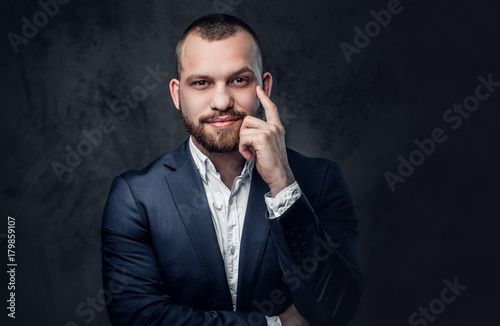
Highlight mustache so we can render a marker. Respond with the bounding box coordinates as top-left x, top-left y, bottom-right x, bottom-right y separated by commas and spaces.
199, 110, 248, 124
